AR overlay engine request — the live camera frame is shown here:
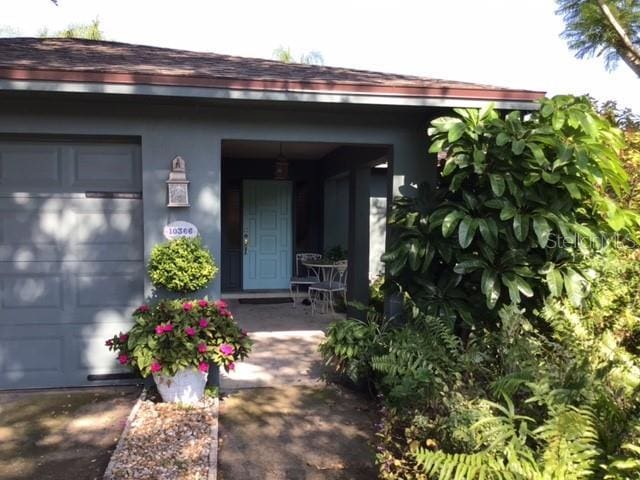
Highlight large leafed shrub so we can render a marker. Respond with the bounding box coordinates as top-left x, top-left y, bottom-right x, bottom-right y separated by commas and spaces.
321, 96, 640, 479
